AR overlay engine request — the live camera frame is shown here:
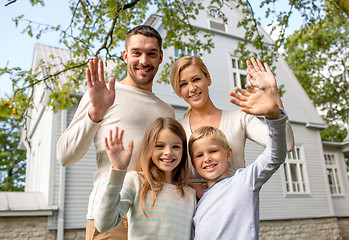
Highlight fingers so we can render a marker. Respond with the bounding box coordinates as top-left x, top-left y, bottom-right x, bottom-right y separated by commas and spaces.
256, 59, 265, 72
86, 68, 92, 88
263, 61, 271, 72
248, 57, 268, 72
127, 140, 134, 155
98, 59, 104, 83
108, 77, 116, 91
